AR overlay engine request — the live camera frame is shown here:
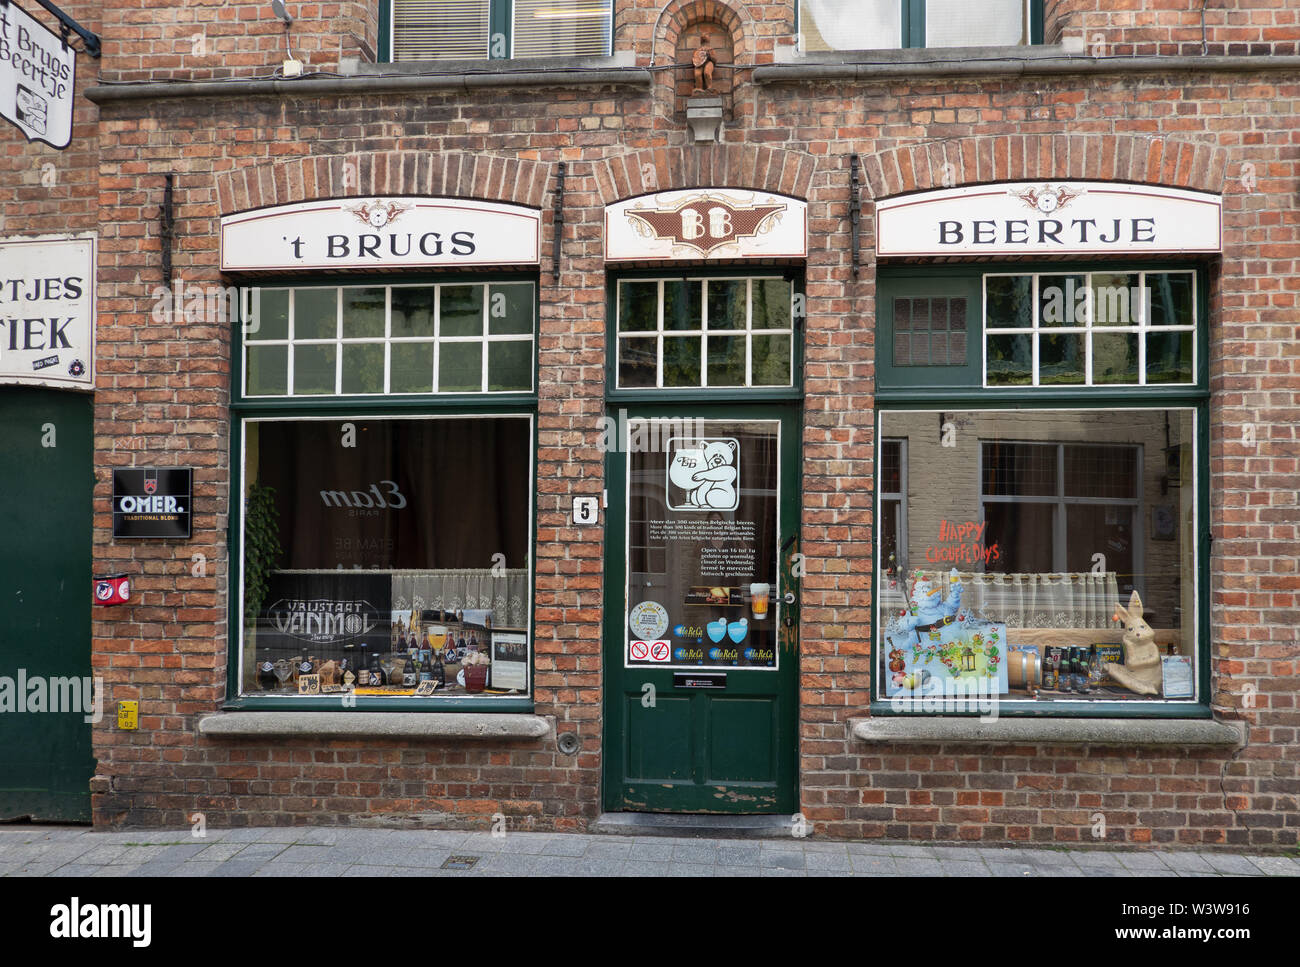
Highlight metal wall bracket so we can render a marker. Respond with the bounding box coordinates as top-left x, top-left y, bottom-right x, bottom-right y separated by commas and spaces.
849, 154, 862, 279
552, 161, 566, 283
29, 0, 102, 58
